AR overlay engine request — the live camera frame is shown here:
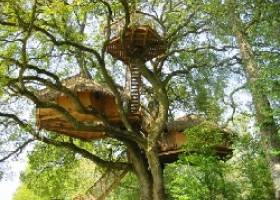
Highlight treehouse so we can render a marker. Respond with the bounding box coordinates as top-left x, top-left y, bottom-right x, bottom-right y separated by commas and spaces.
106, 25, 166, 64
158, 131, 233, 163
106, 25, 166, 114
36, 75, 138, 140
158, 115, 234, 163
